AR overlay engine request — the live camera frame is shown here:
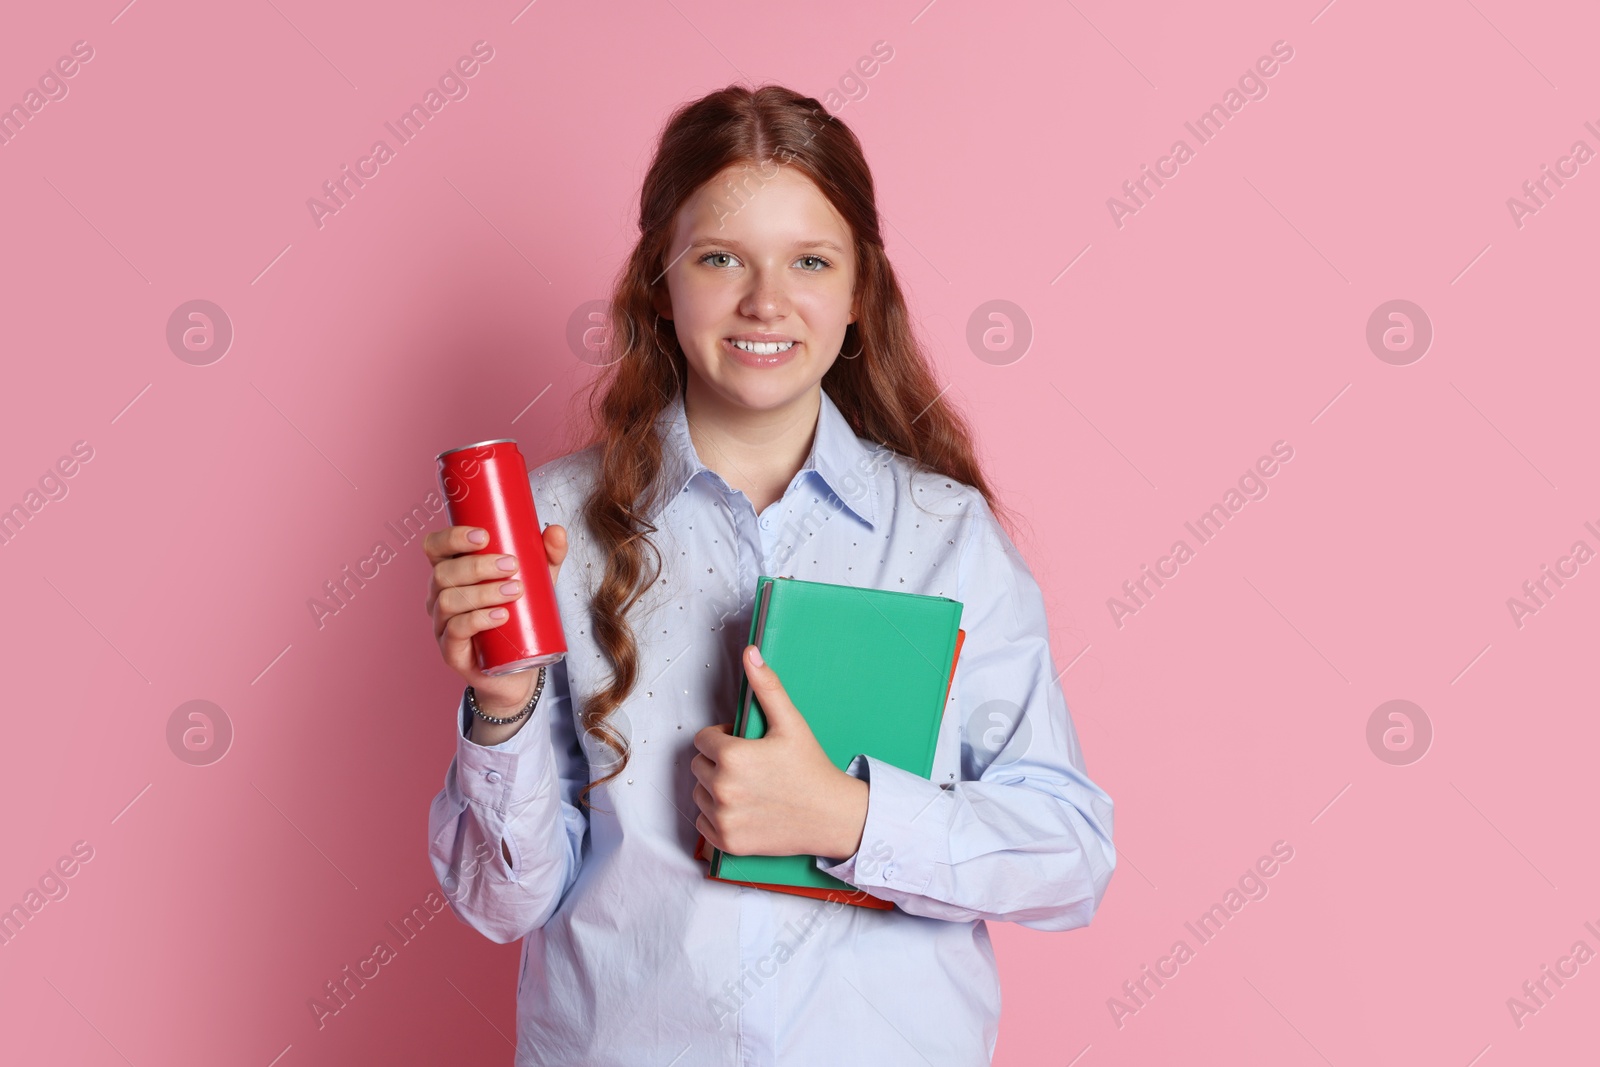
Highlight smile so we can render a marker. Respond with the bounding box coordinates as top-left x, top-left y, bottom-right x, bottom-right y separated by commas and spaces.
723, 338, 799, 367
728, 339, 796, 355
